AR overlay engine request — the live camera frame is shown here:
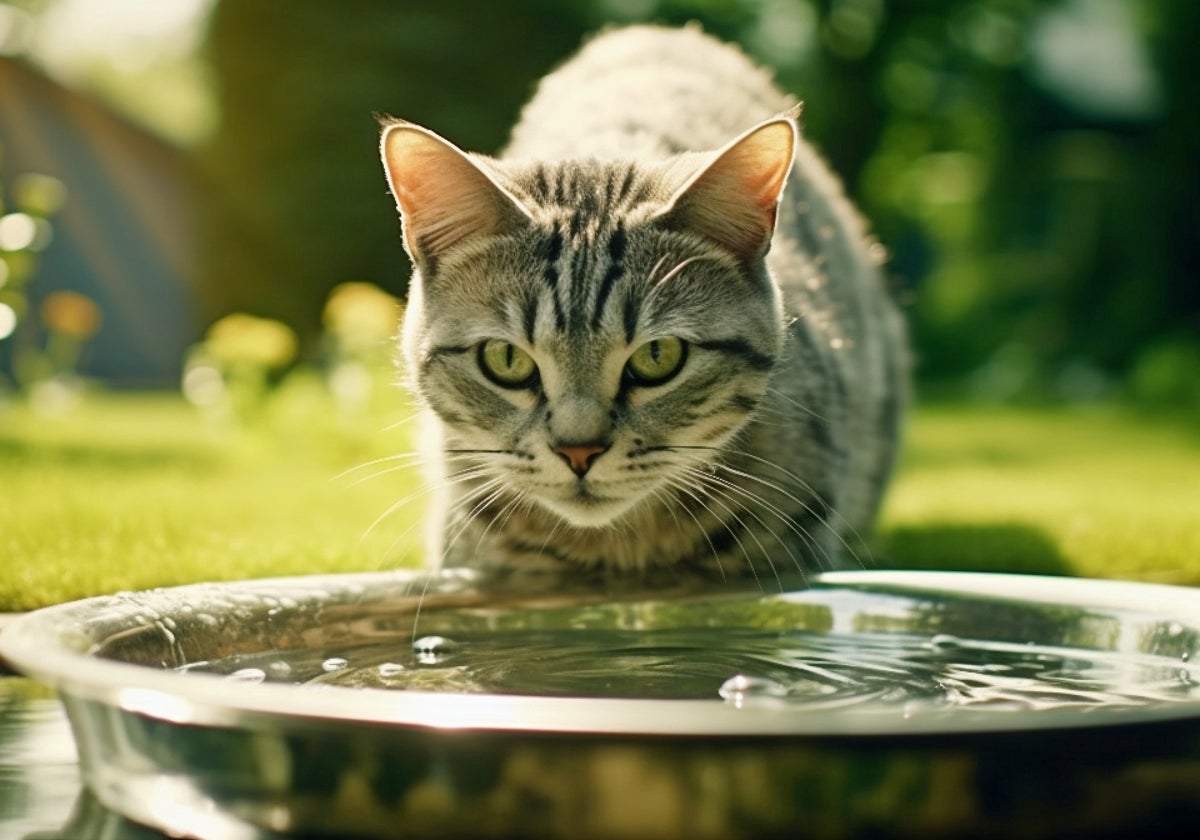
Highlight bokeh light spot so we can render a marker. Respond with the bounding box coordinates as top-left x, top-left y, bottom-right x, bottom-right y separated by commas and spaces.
0, 302, 19, 340
0, 213, 37, 251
